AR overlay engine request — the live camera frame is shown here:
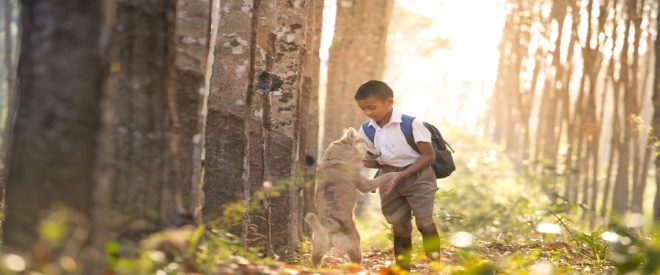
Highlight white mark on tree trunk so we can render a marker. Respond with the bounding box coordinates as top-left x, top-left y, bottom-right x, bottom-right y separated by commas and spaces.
236, 37, 248, 46
232, 46, 245, 54
340, 0, 353, 8
286, 34, 295, 43
235, 99, 244, 106
242, 0, 253, 15
254, 108, 263, 118
182, 36, 197, 44
242, 157, 249, 181
223, 36, 249, 54
193, 134, 202, 144
235, 60, 249, 78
